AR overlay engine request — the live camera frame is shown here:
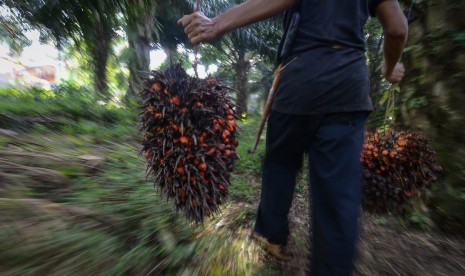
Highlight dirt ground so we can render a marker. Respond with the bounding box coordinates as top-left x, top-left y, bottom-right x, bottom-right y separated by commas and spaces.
228, 185, 465, 276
